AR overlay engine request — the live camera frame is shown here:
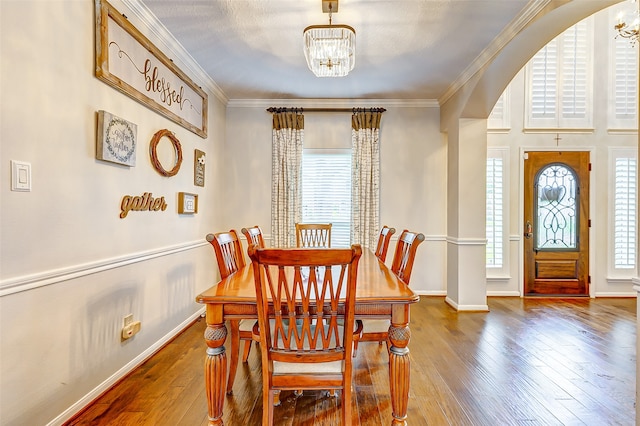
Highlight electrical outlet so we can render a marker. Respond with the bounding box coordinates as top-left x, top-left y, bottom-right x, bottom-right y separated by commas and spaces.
122, 320, 142, 340
123, 314, 133, 327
